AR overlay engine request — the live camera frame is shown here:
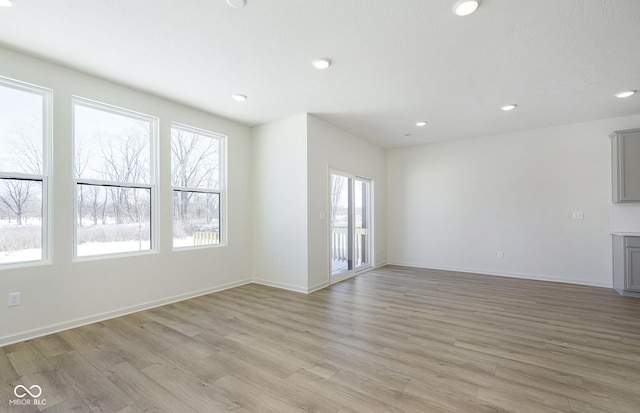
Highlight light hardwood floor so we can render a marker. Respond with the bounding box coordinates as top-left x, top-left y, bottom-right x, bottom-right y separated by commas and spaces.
2, 265, 640, 412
